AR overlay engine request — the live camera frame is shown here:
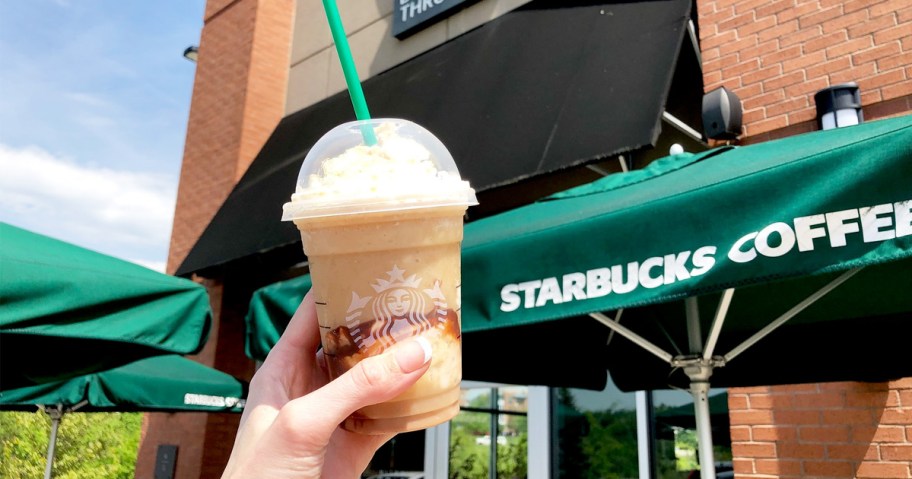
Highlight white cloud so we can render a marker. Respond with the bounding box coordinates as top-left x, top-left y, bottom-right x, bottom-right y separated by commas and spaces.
0, 143, 176, 264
